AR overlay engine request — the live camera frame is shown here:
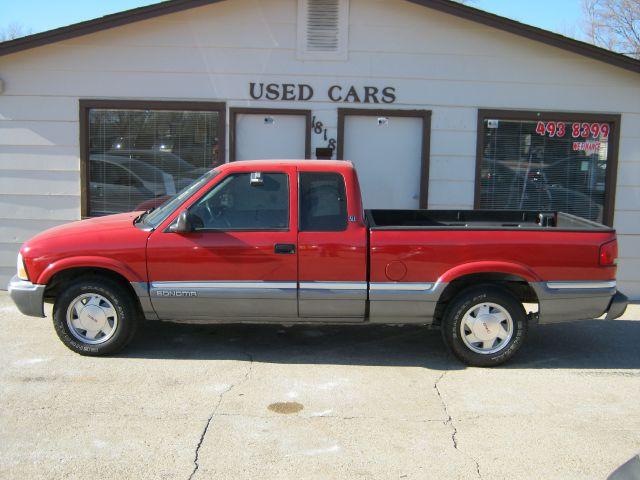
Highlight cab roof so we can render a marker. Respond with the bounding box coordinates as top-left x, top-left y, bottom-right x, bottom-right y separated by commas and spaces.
217, 160, 355, 172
